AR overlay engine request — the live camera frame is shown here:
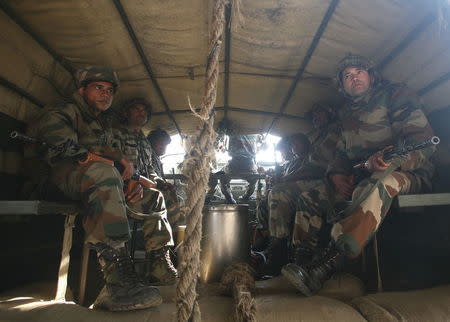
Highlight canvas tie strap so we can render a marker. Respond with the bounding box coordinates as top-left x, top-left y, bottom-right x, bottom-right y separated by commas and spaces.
55, 214, 76, 301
